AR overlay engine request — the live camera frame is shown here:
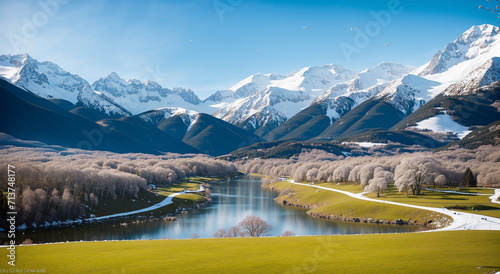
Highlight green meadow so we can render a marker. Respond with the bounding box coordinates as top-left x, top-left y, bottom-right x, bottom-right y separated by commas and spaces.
267, 181, 452, 227
310, 182, 500, 218
5, 231, 499, 273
